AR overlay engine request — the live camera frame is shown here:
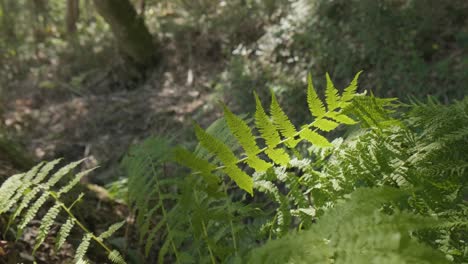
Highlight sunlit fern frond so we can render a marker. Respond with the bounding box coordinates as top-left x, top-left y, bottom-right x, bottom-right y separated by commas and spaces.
0, 159, 126, 263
